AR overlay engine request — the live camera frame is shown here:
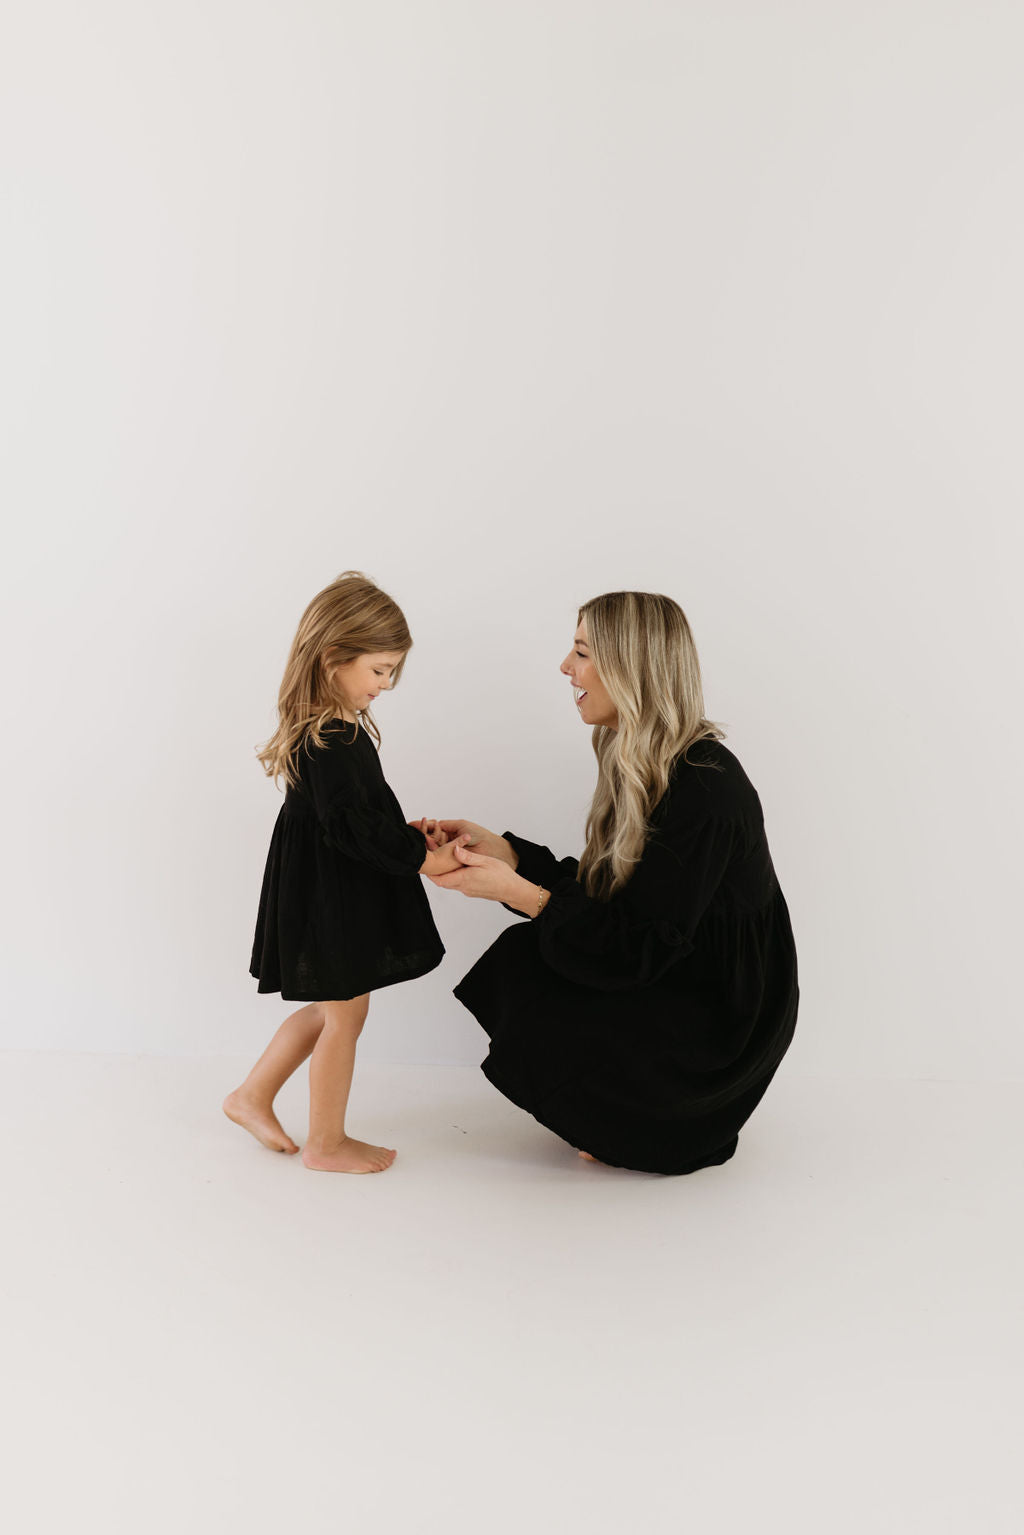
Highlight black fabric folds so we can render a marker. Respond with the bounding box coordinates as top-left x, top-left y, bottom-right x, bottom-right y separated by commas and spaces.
454, 738, 799, 1175
250, 719, 444, 1001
